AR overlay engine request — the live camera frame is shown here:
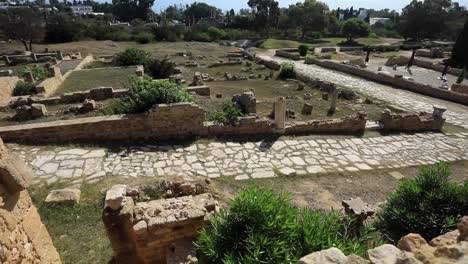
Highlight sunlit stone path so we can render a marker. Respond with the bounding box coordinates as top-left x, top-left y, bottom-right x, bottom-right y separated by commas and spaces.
8, 132, 468, 185
258, 55, 468, 129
